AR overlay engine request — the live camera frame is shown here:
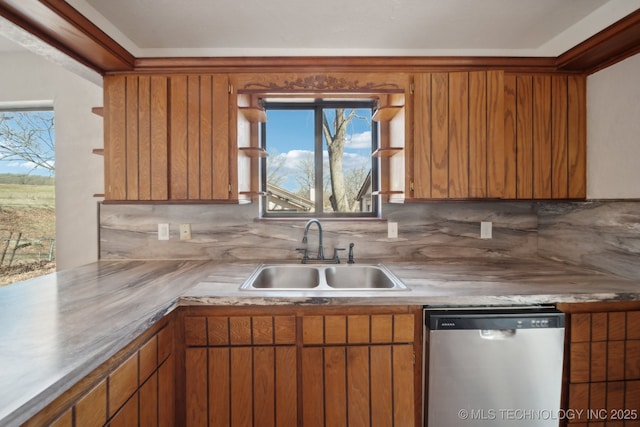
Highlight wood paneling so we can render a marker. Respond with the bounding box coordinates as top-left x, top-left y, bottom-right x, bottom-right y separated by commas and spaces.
469, 71, 487, 198
104, 75, 127, 200
504, 73, 586, 199
448, 72, 469, 198
516, 75, 534, 198
487, 70, 506, 198
103, 74, 231, 202
431, 73, 449, 198
411, 71, 505, 200
149, 76, 169, 200
533, 75, 552, 199
503, 74, 517, 199
74, 380, 107, 427
551, 75, 569, 199
24, 320, 174, 427
412, 73, 431, 199
181, 307, 420, 427
185, 315, 298, 427
567, 75, 587, 199
564, 309, 640, 424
